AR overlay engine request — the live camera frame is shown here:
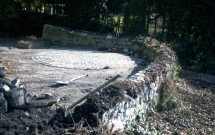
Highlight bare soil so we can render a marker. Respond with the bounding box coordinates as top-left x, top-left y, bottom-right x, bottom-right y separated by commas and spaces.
143, 70, 215, 134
